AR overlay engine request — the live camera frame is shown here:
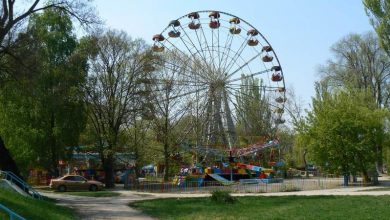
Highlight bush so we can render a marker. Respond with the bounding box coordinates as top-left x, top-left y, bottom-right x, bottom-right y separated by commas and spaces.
210, 190, 236, 204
